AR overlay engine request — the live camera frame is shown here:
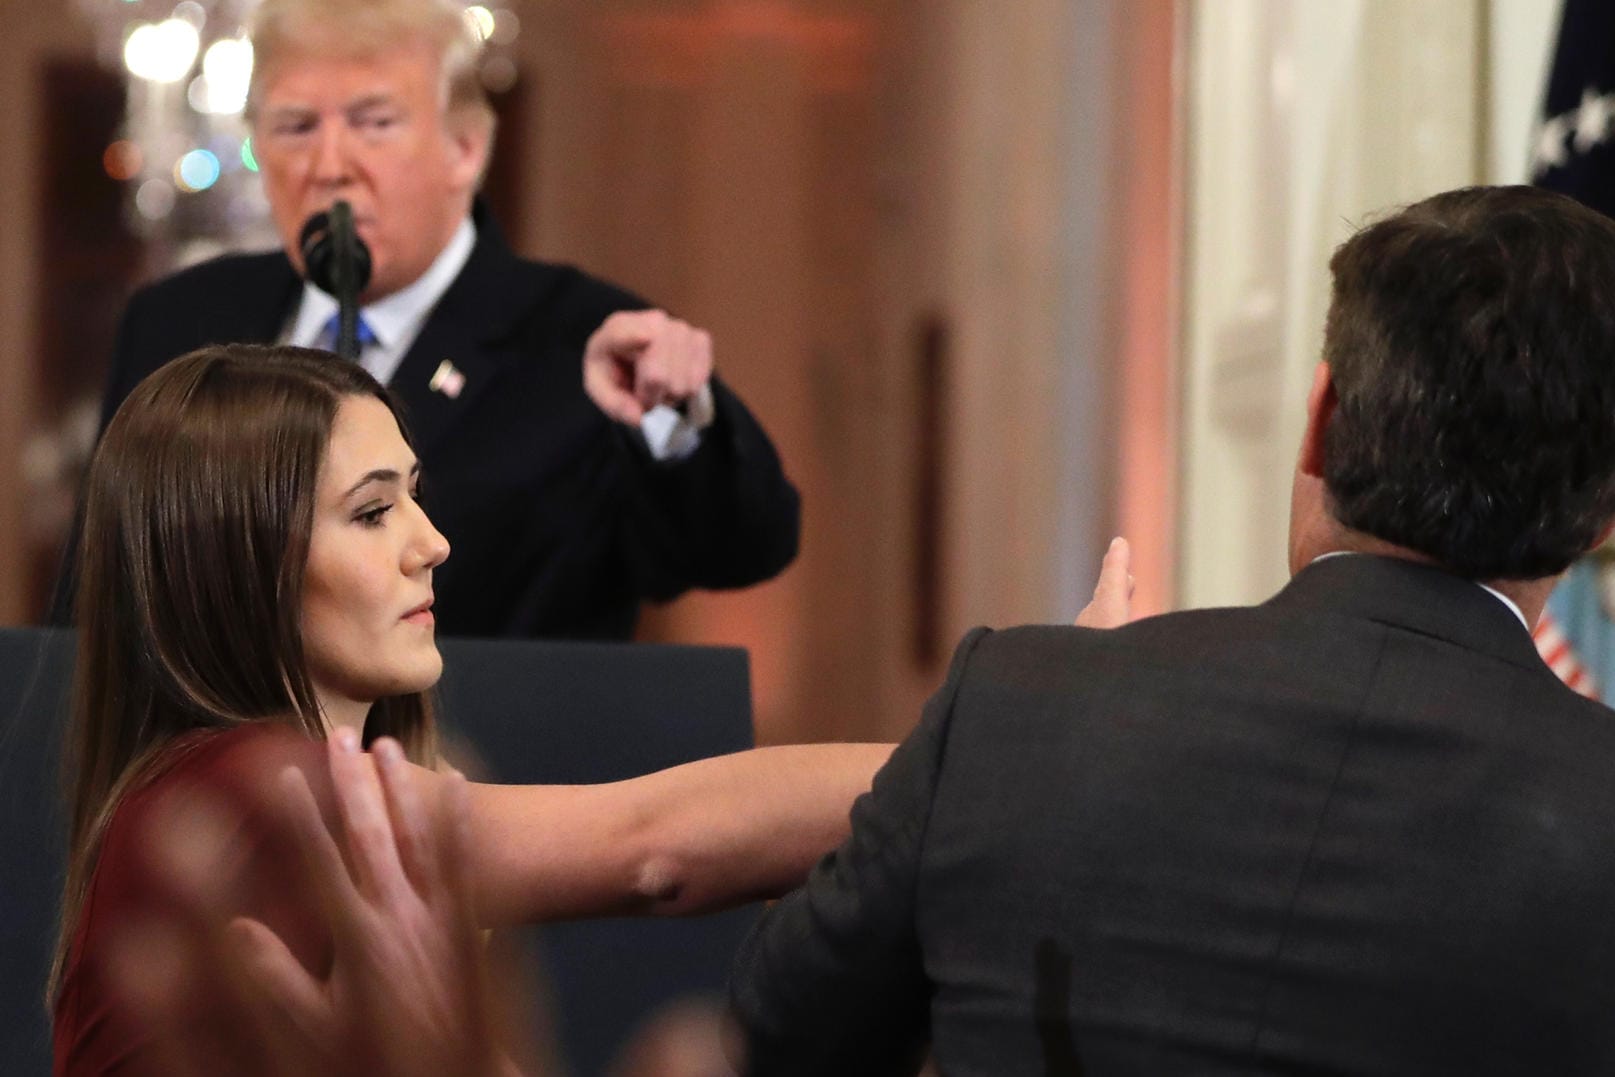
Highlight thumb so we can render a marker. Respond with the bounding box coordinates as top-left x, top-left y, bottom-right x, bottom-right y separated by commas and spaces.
582, 353, 647, 424
1075, 537, 1134, 629
228, 917, 329, 1033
